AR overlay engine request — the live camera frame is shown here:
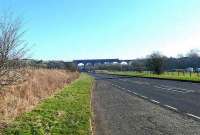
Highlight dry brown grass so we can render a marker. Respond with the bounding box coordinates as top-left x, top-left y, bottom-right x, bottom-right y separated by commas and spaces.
0, 69, 79, 124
